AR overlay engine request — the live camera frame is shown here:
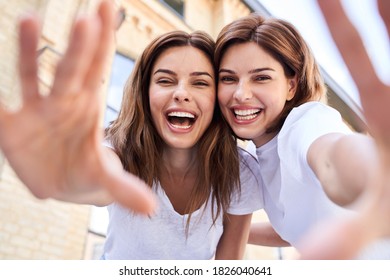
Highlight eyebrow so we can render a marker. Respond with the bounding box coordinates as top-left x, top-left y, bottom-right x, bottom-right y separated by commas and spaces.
190, 71, 213, 78
153, 69, 176, 75
153, 69, 213, 78
218, 67, 275, 74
